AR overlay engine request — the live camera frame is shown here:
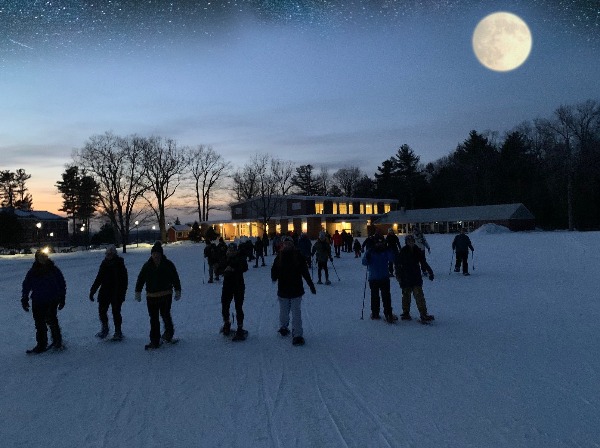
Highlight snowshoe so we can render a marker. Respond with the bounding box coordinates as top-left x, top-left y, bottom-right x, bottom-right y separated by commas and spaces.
384, 313, 398, 324
111, 331, 124, 341
370, 313, 381, 320
400, 313, 412, 321
26, 345, 48, 354
325, 280, 331, 285
454, 267, 460, 273
278, 327, 290, 337
95, 327, 109, 339
144, 342, 161, 350
220, 322, 231, 336
292, 336, 305, 346
420, 314, 435, 324
47, 341, 64, 351
317, 280, 323, 285
463, 272, 470, 276
231, 329, 248, 342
